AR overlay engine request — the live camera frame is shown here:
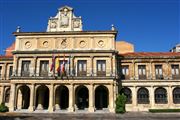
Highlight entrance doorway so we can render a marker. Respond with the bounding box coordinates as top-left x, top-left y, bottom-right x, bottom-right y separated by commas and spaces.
55, 86, 69, 109
75, 86, 89, 110
95, 85, 108, 110
36, 85, 49, 110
